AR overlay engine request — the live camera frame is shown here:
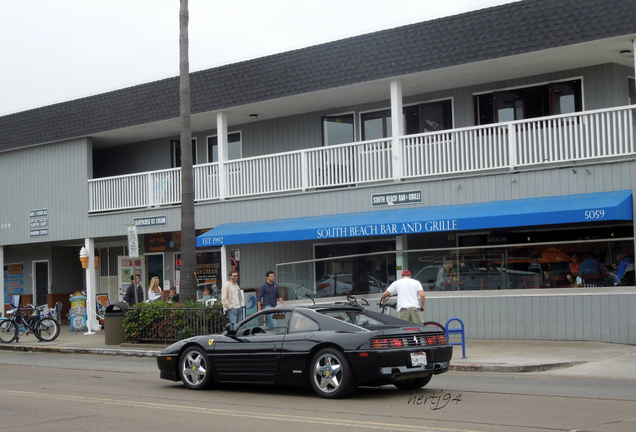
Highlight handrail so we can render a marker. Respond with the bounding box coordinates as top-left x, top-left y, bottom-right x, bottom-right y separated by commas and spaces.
87, 105, 636, 213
